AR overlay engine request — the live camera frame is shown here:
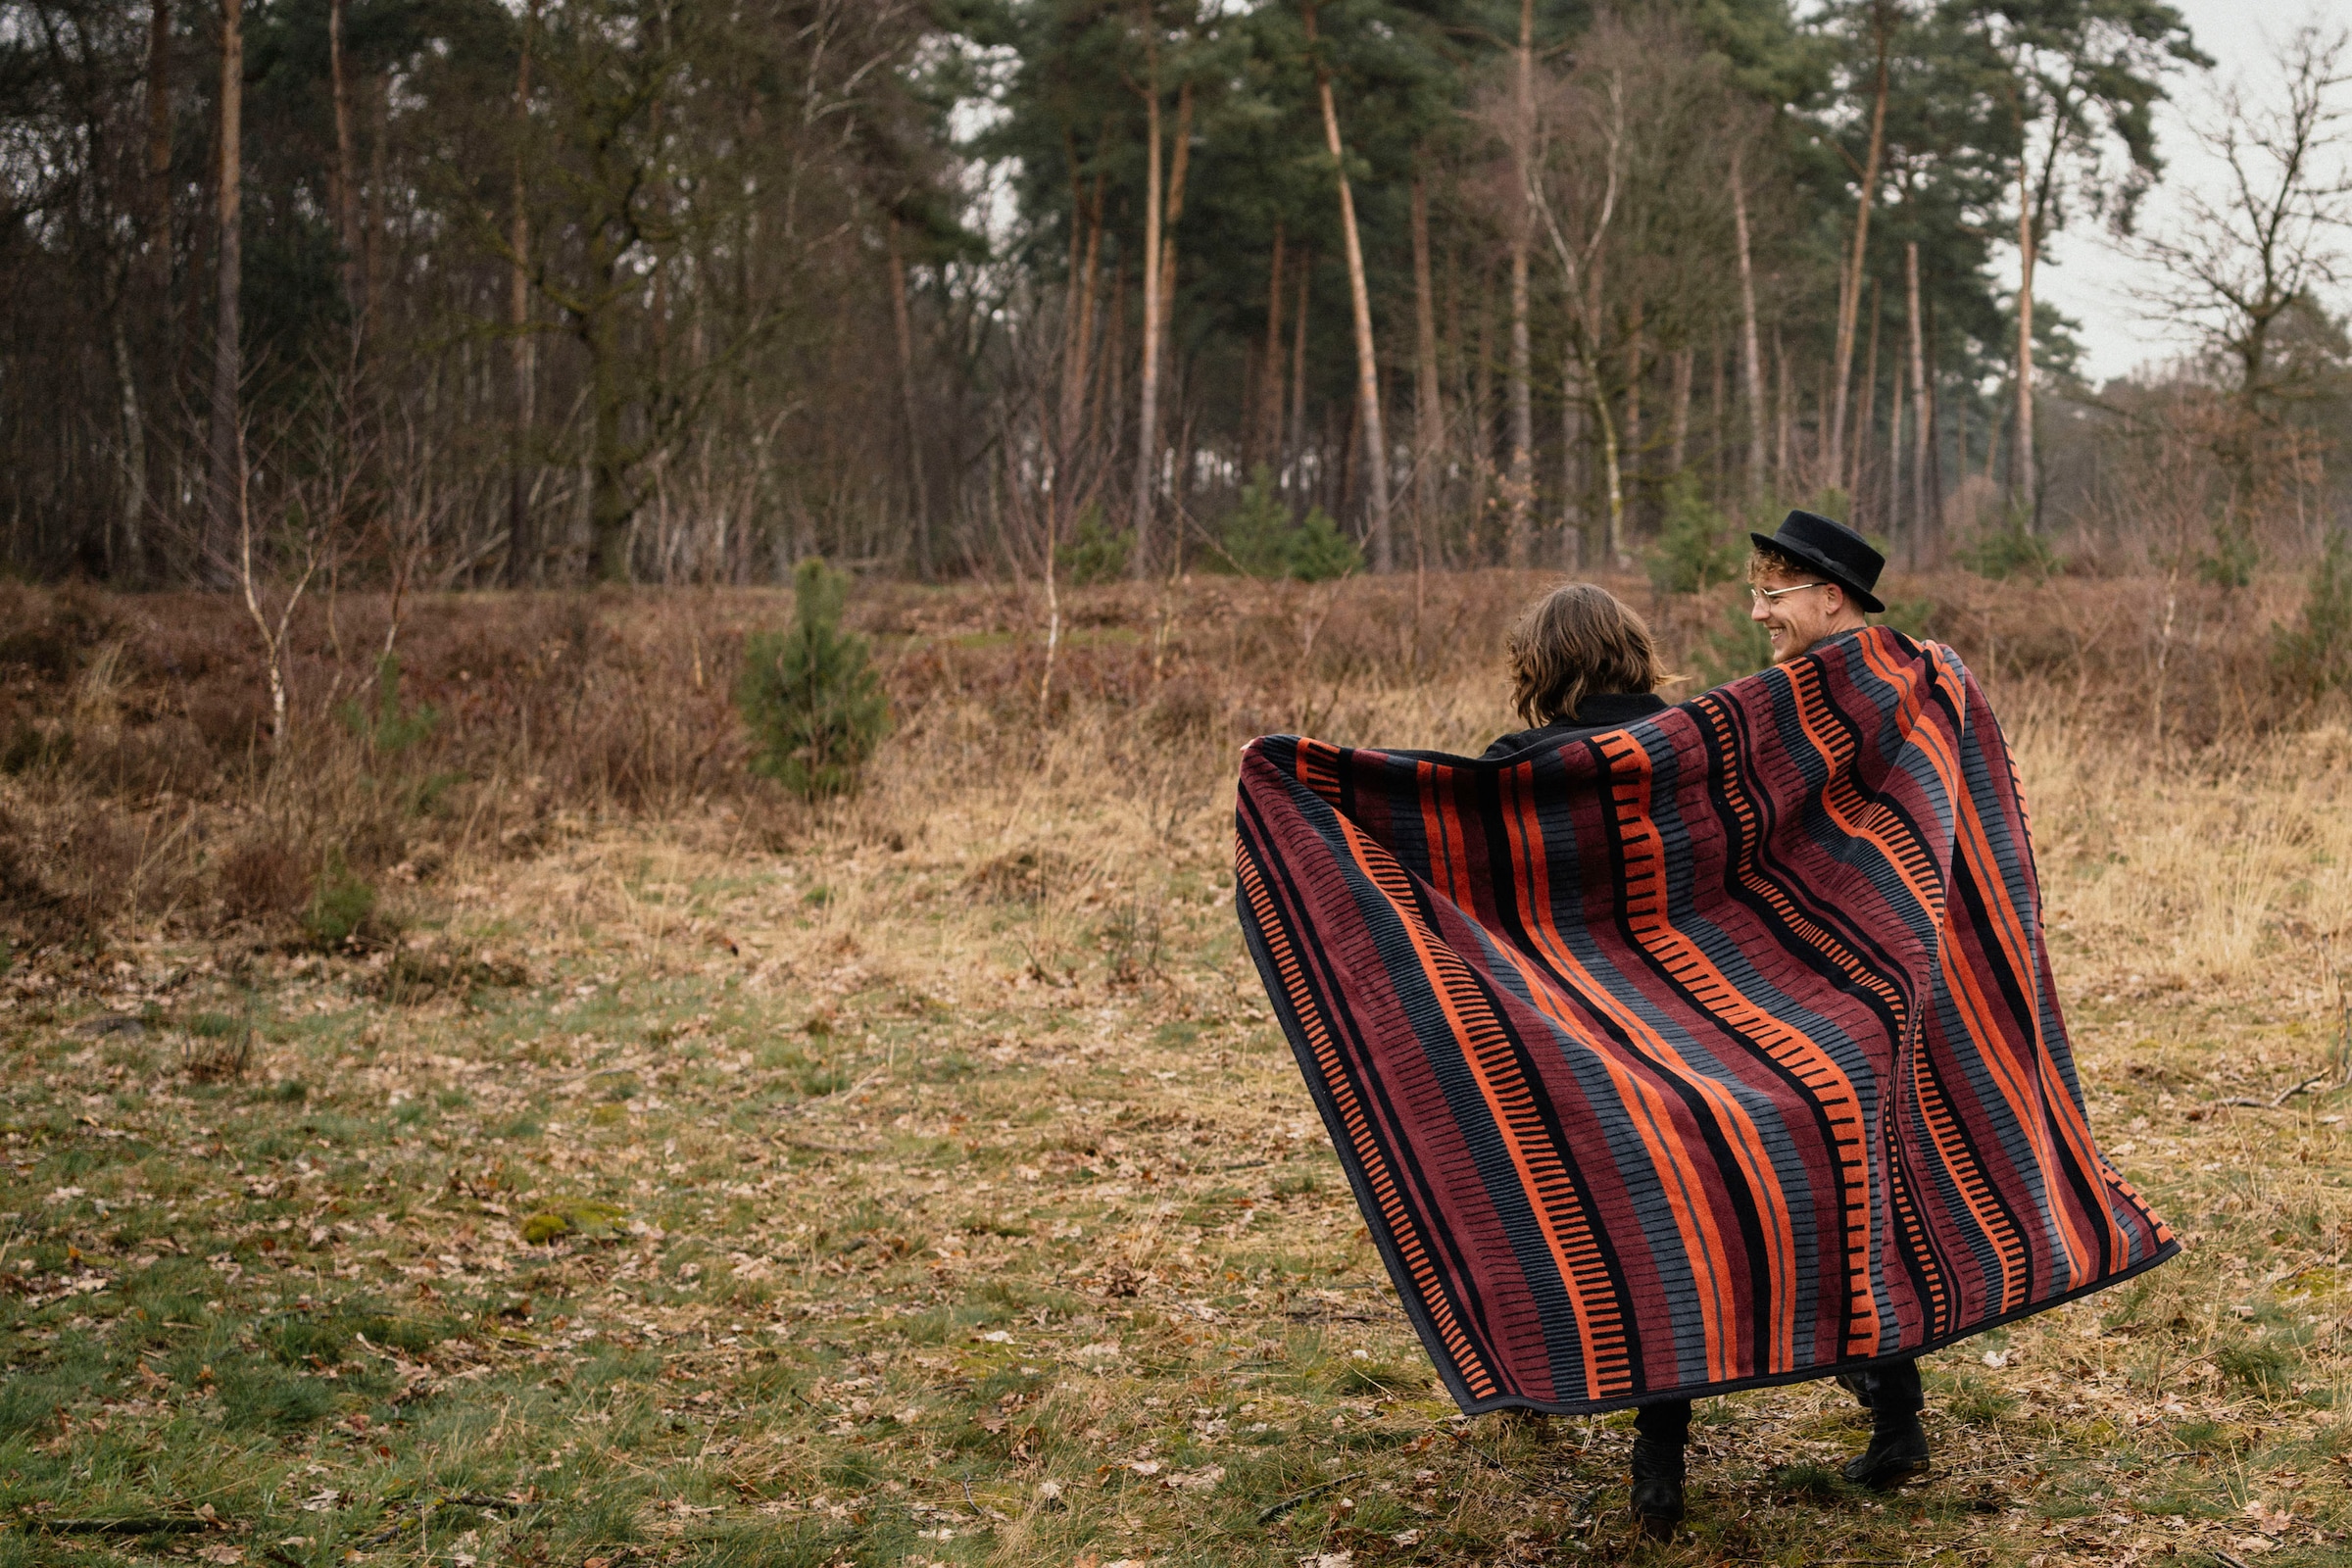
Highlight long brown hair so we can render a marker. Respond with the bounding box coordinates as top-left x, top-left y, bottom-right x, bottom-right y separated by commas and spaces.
1506, 582, 1664, 727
